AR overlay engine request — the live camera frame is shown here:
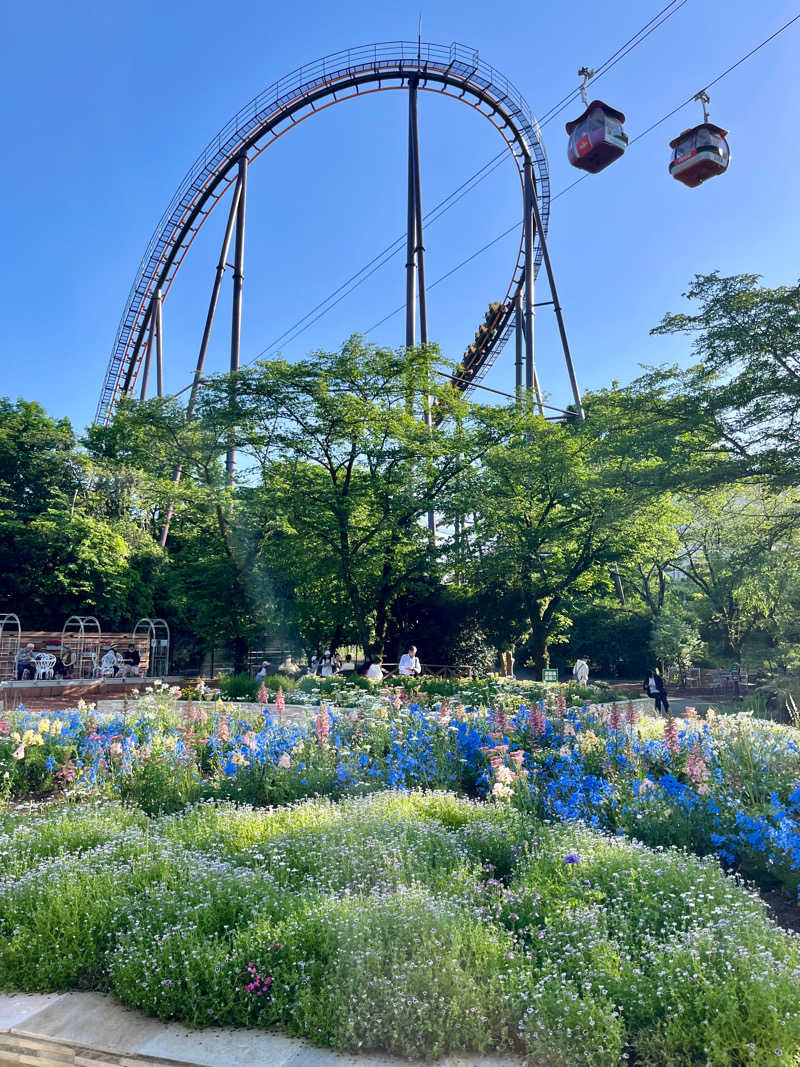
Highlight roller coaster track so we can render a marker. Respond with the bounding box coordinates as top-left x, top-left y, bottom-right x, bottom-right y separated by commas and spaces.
96, 40, 549, 424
